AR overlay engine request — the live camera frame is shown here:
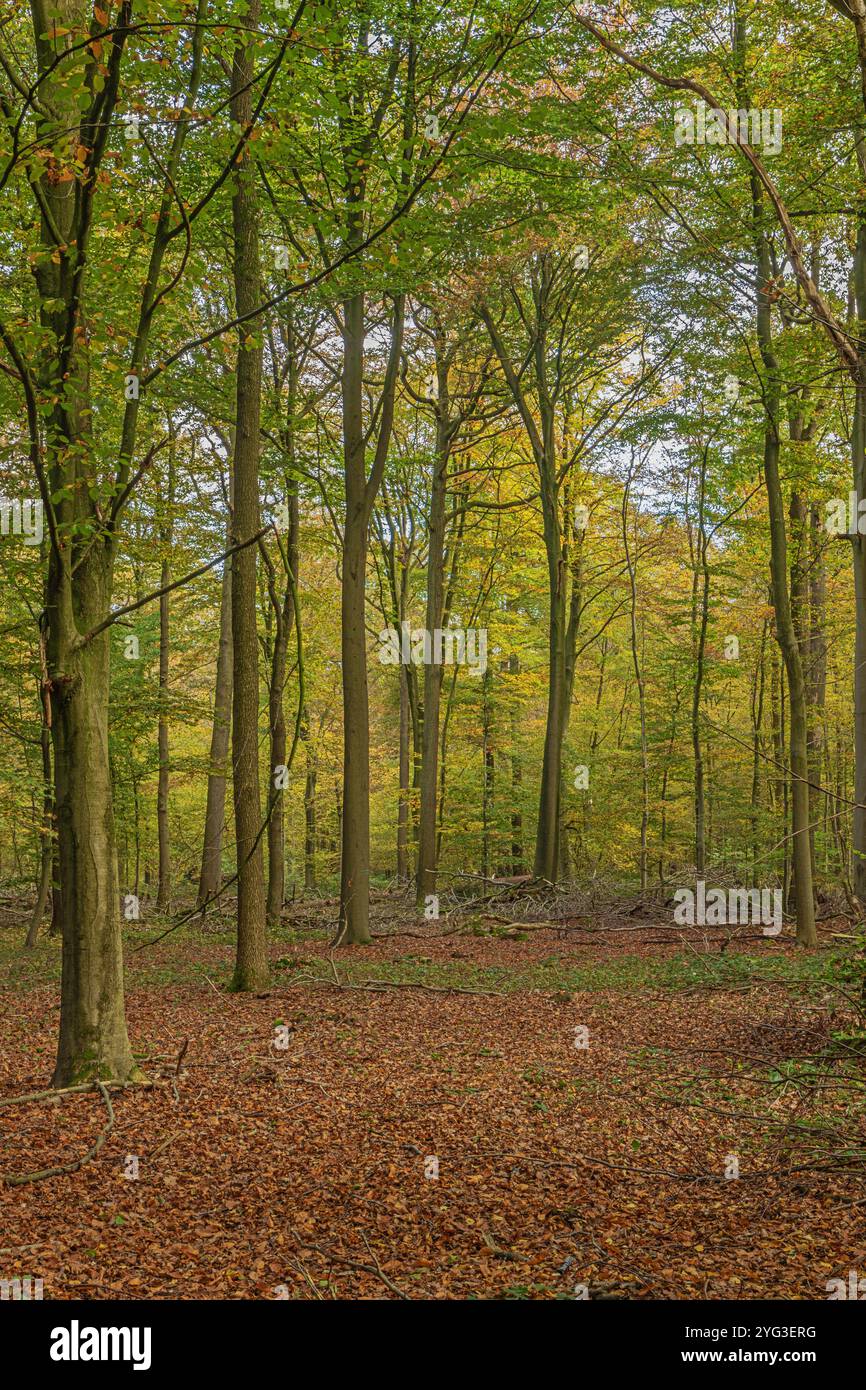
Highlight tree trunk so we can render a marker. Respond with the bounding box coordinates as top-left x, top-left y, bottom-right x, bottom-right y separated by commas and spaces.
337, 259, 404, 942
198, 536, 233, 906
229, 4, 268, 989
850, 178, 866, 901
50, 550, 139, 1085
531, 409, 566, 883
751, 617, 769, 874
623, 474, 649, 892
509, 655, 525, 875
397, 664, 410, 881
481, 661, 494, 879
266, 484, 298, 928
754, 229, 816, 945
156, 443, 175, 912
26, 622, 55, 949
302, 709, 317, 894
690, 457, 710, 877
808, 503, 827, 874
416, 417, 448, 905
339, 482, 373, 943
26, 0, 138, 1084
